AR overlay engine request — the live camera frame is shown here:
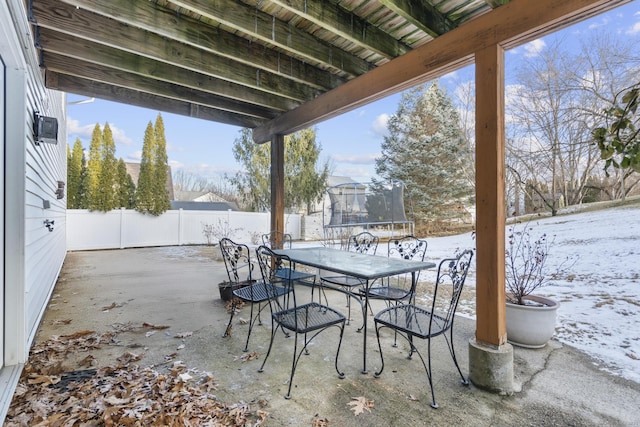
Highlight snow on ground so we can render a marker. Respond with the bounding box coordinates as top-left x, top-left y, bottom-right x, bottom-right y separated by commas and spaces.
414, 204, 640, 384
